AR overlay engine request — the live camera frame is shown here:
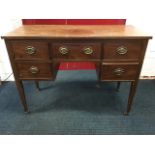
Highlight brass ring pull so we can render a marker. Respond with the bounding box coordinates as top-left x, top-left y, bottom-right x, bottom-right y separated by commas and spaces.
113, 68, 125, 76
116, 46, 128, 55
29, 66, 39, 74
59, 47, 69, 55
82, 47, 93, 55
25, 46, 36, 55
